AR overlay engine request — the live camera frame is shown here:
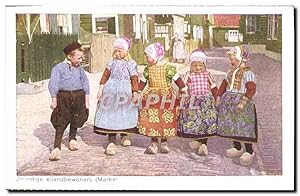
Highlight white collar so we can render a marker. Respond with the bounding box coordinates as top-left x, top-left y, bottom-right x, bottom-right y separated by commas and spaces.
64, 58, 72, 65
